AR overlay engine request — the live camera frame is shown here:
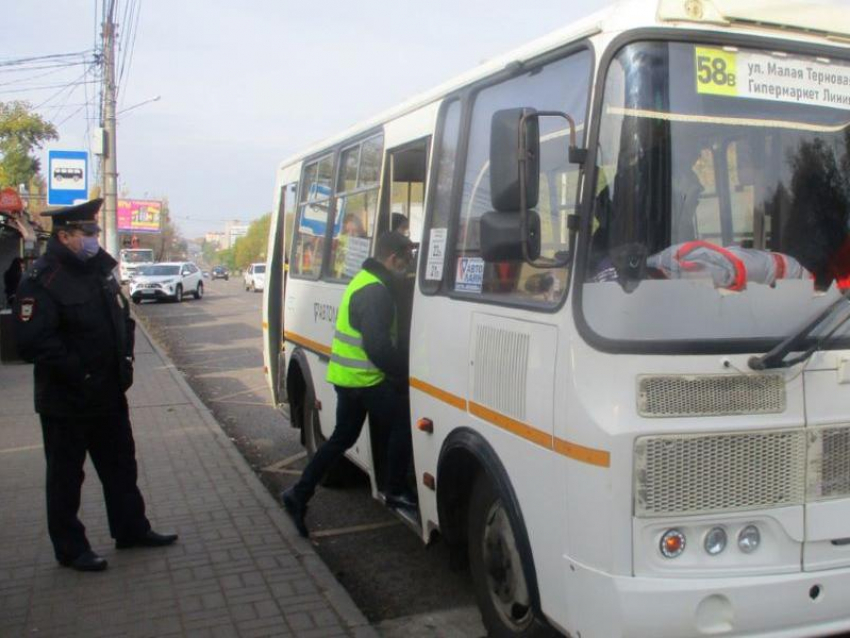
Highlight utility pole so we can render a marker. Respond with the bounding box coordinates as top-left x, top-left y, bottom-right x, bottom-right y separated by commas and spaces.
101, 0, 119, 257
